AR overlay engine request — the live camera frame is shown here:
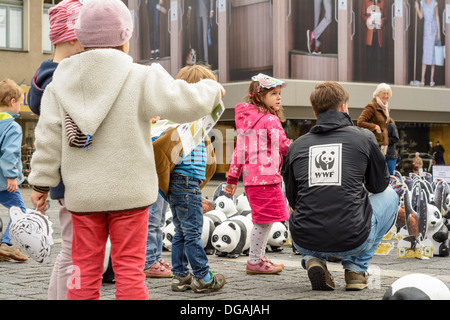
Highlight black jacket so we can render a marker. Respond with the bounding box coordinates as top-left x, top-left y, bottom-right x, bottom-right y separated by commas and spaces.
284, 110, 389, 252
28, 60, 65, 200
